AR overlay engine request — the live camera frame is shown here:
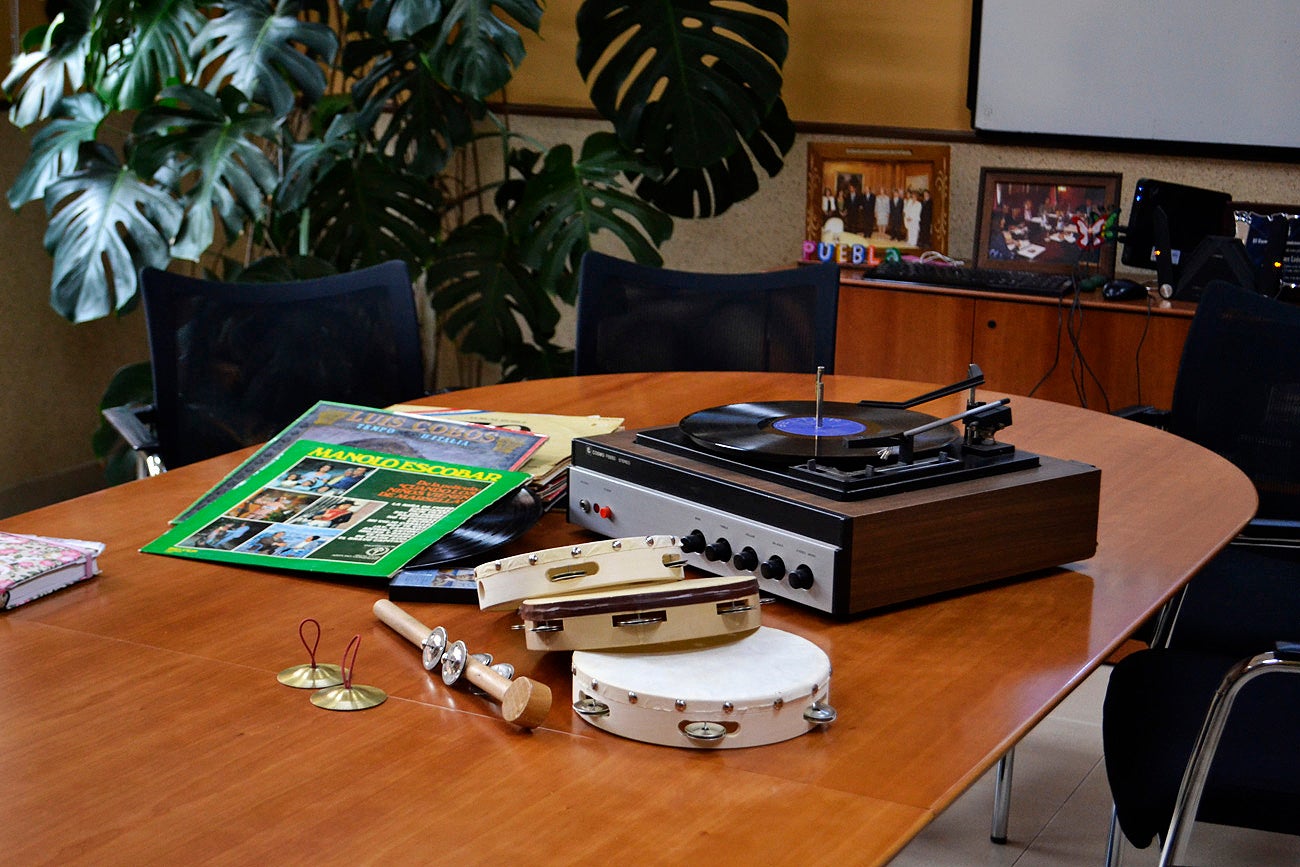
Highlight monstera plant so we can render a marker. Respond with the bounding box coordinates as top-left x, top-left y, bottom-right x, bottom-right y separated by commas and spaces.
6, 0, 793, 381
